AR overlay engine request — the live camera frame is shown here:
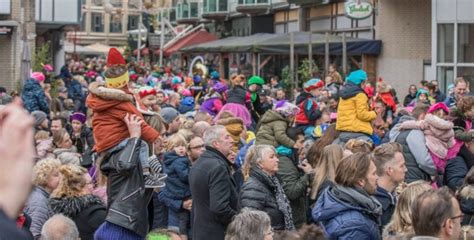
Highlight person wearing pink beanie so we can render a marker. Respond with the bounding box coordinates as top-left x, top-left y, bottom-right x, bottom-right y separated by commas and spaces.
31, 72, 46, 82
21, 72, 50, 114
